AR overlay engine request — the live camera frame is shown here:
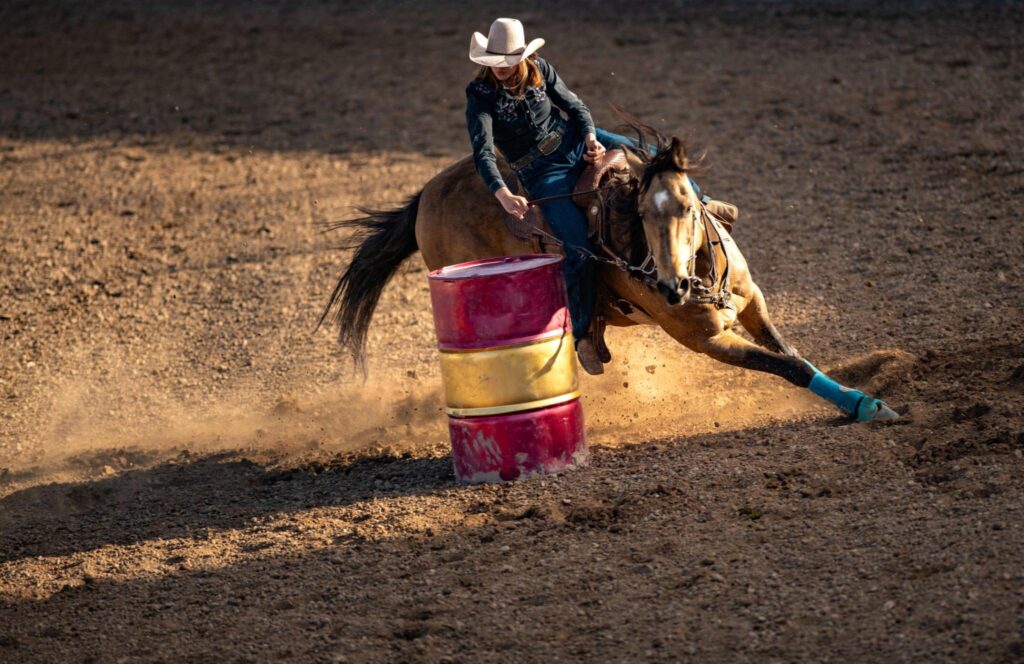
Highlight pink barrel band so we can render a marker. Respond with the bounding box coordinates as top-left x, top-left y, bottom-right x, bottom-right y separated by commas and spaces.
428, 255, 569, 350
448, 399, 588, 483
